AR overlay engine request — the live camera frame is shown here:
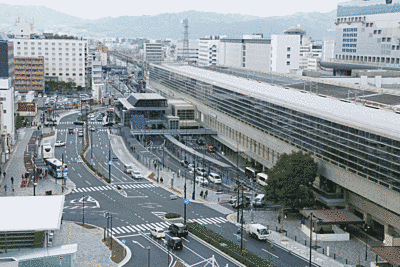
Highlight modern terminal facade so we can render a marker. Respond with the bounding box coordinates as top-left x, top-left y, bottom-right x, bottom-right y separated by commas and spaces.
149, 63, 400, 243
